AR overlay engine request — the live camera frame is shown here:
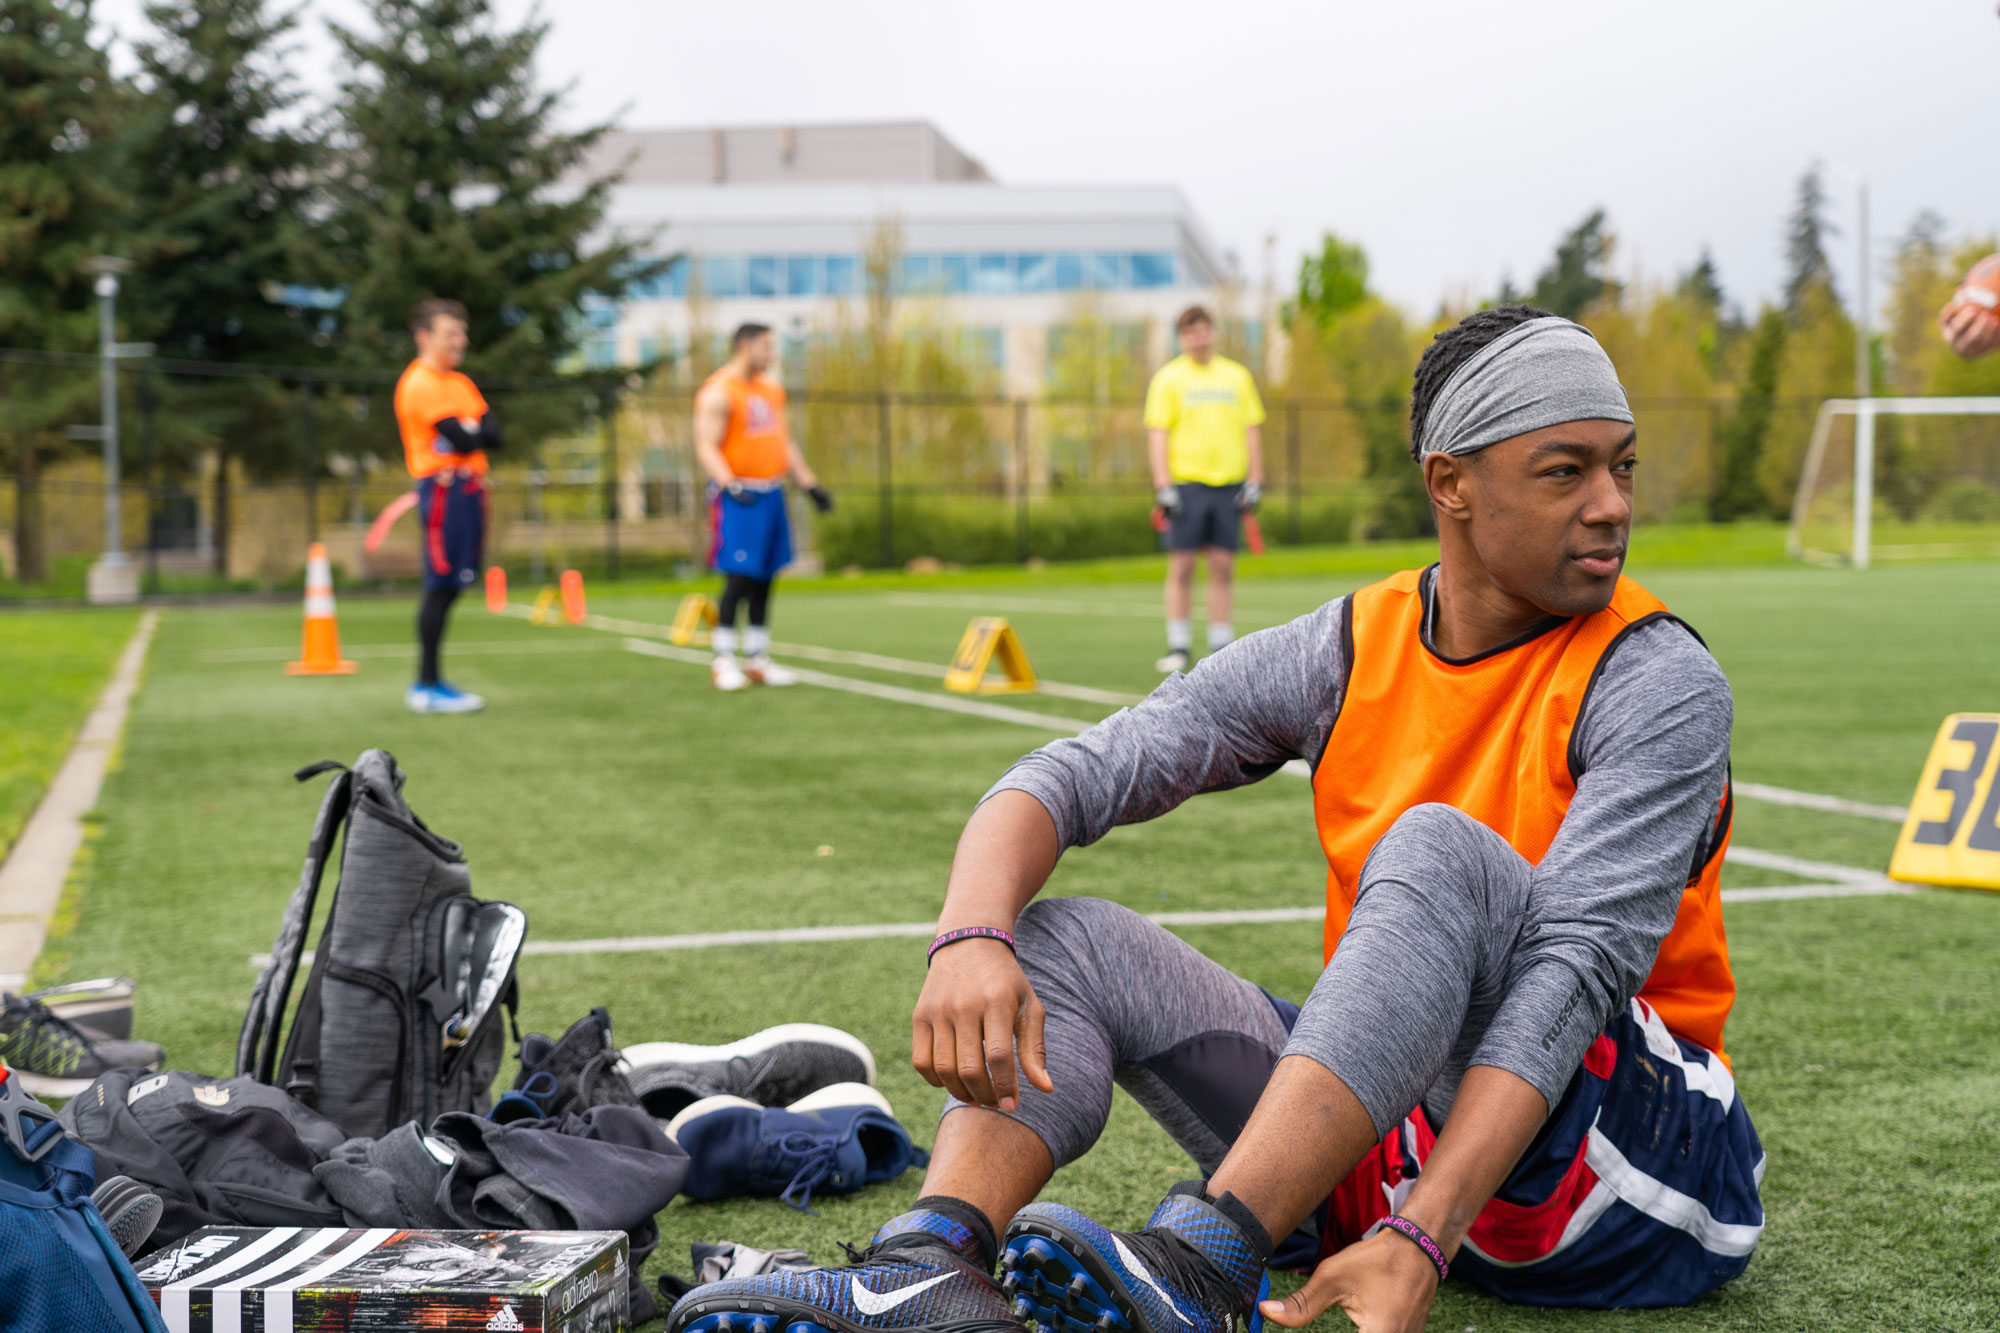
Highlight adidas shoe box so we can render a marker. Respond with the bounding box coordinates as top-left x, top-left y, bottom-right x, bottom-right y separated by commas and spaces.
136, 1226, 627, 1332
